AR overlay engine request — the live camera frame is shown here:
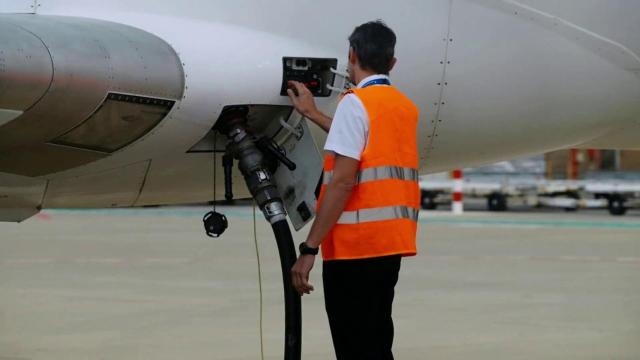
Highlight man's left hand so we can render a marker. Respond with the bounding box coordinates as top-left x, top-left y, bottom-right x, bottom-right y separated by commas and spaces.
291, 254, 315, 296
